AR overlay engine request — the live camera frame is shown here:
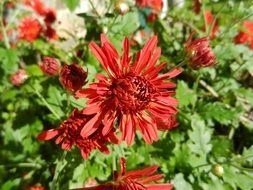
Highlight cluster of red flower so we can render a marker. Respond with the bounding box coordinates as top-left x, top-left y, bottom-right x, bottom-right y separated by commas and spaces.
19, 0, 58, 41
